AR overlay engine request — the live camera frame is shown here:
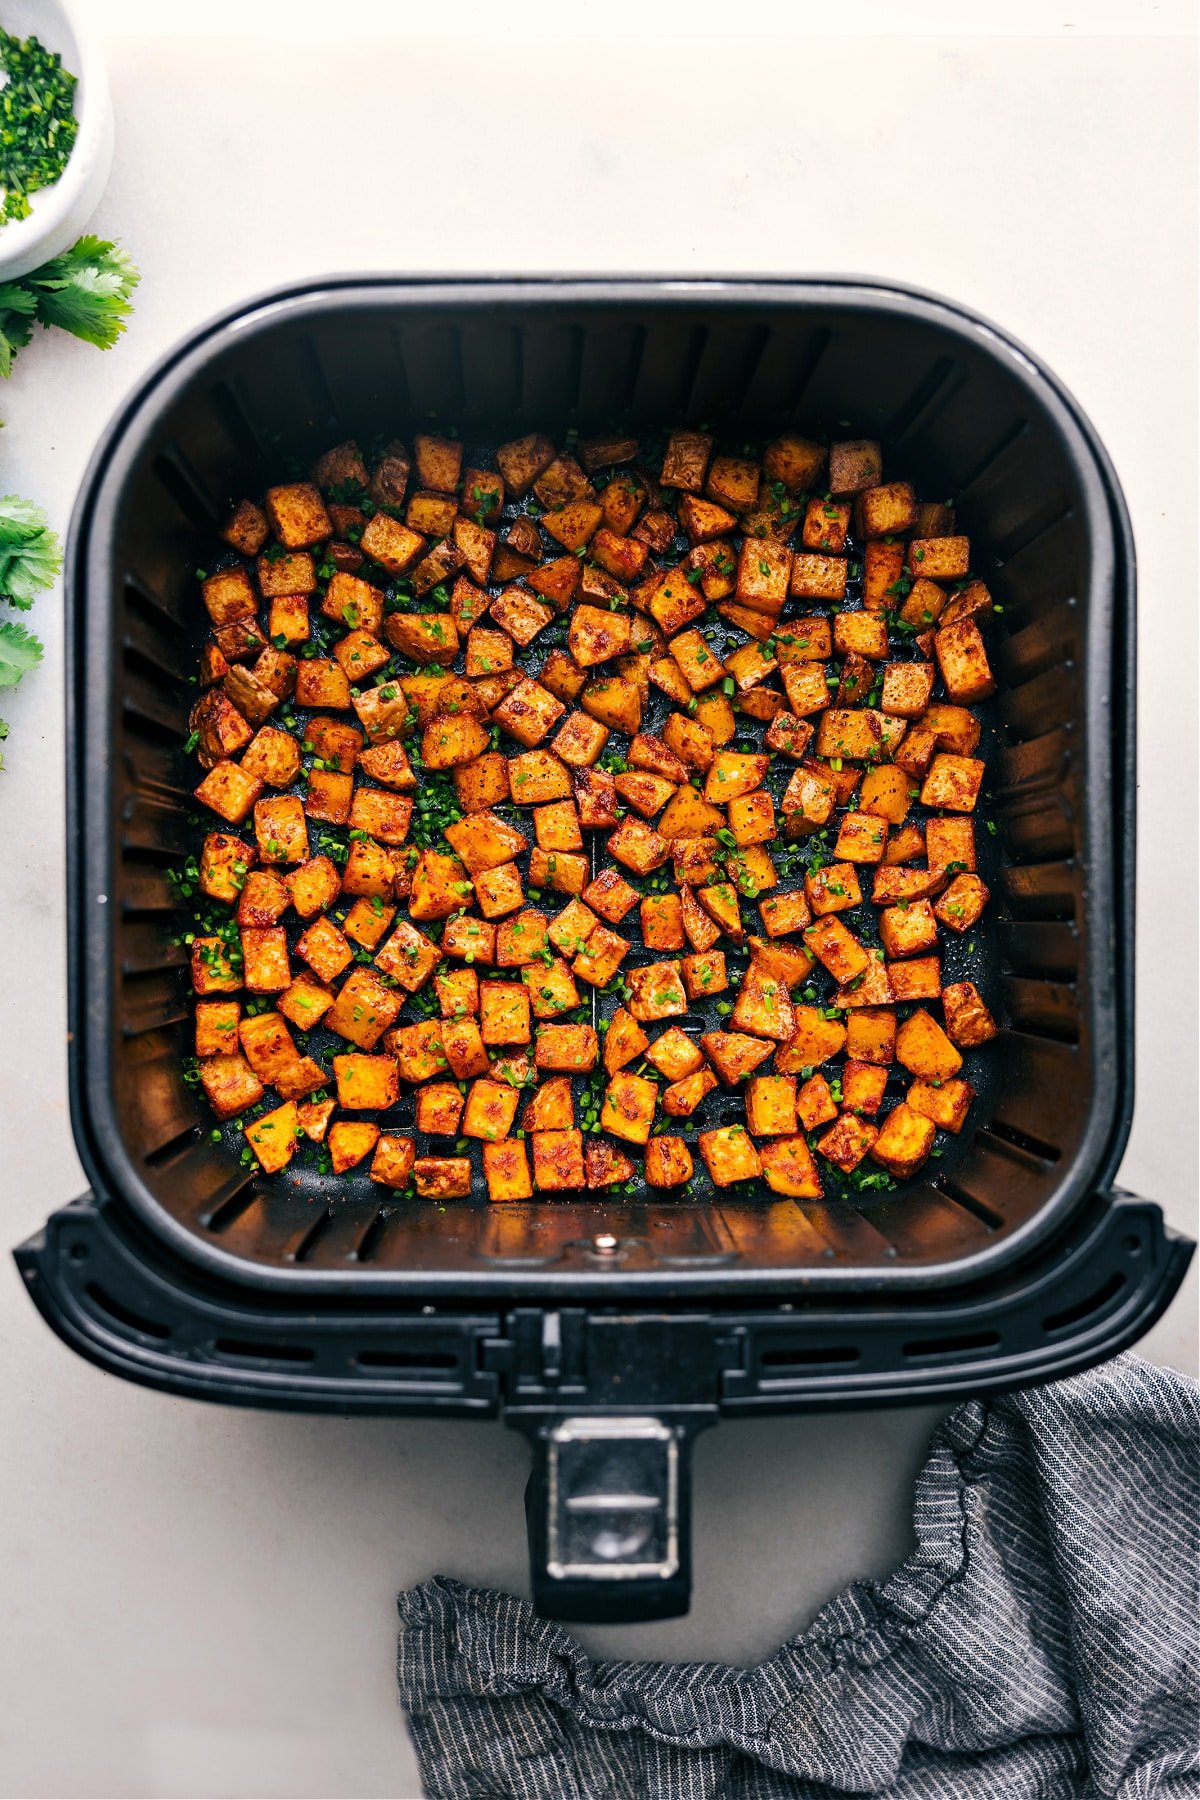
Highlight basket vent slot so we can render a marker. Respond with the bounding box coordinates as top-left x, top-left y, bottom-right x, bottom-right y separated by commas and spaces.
759, 1344, 859, 1368
354, 1349, 459, 1371
902, 1329, 1001, 1361
213, 1338, 315, 1364
1043, 1272, 1126, 1335
85, 1283, 171, 1342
